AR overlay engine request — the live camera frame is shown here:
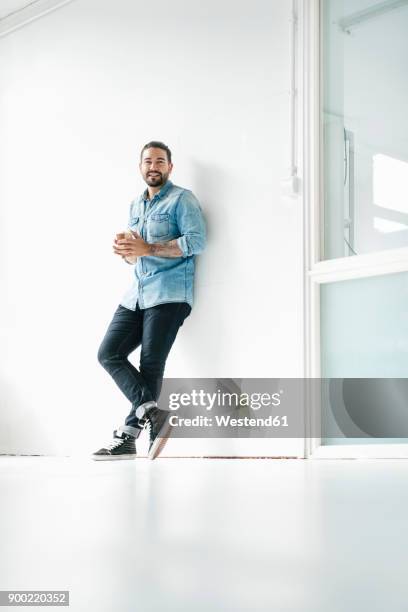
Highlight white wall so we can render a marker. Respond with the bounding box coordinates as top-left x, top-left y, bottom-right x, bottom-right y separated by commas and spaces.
0, 0, 304, 455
